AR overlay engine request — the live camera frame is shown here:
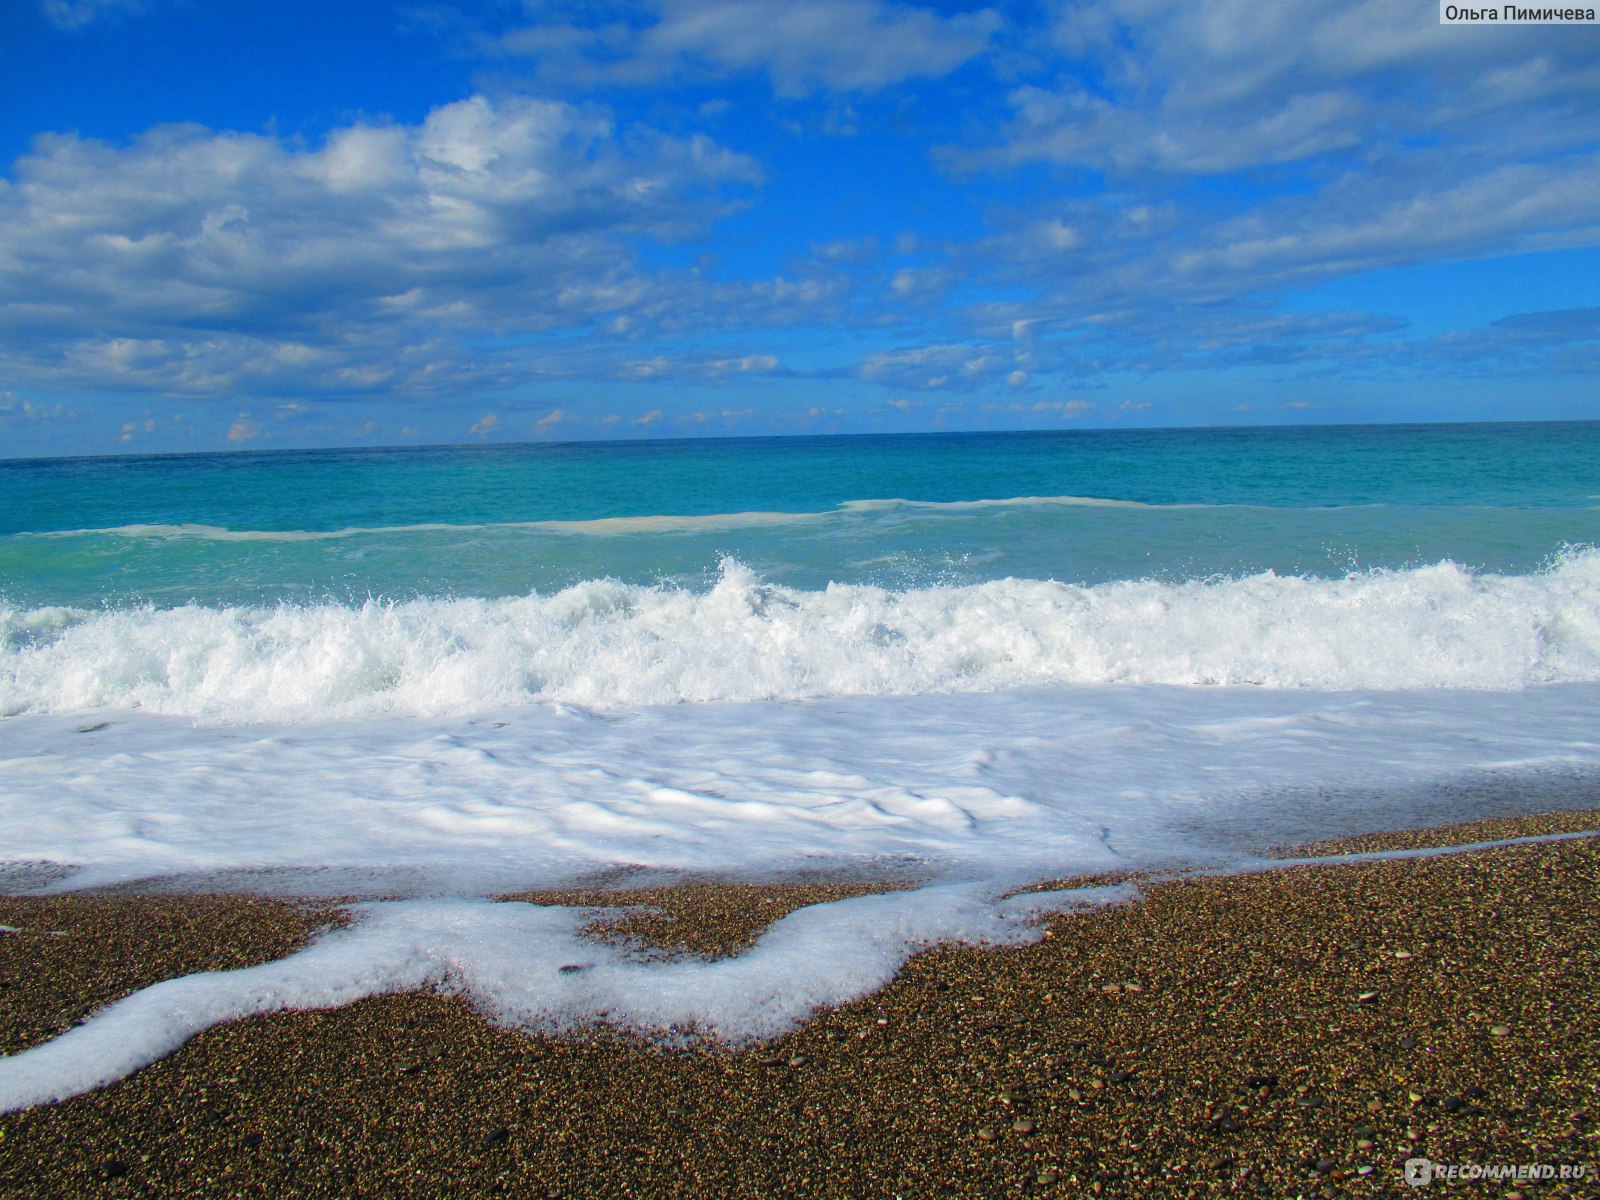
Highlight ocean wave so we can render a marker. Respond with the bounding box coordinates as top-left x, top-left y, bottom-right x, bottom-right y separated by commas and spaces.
3, 550, 1599, 720
18, 494, 1256, 543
